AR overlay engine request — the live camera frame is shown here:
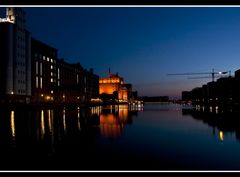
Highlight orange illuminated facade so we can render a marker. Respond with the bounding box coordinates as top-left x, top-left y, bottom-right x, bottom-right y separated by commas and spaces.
99, 72, 129, 101
100, 105, 129, 138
